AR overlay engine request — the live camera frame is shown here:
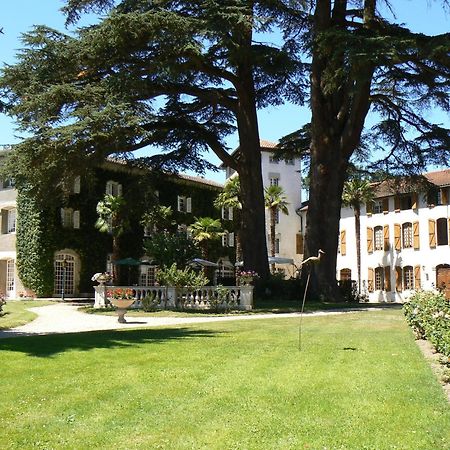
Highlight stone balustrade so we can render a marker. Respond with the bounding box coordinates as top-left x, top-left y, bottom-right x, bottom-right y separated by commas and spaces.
94, 284, 253, 311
